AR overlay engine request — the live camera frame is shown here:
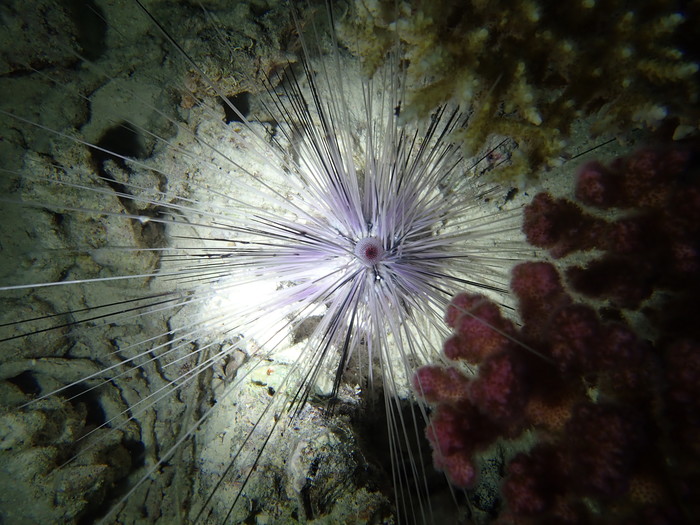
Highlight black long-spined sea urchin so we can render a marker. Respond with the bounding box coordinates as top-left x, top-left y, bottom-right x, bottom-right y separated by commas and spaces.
0, 2, 529, 523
